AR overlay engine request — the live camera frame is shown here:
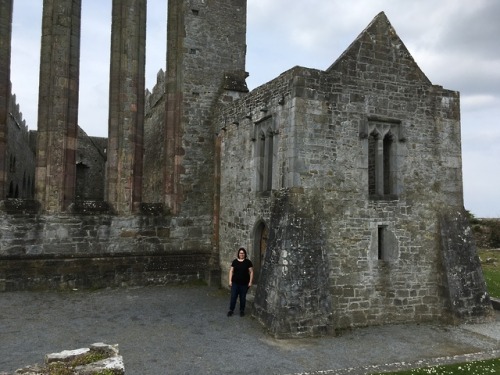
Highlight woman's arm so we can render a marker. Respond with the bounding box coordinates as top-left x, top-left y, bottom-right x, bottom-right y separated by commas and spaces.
248, 267, 254, 287
229, 266, 234, 286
